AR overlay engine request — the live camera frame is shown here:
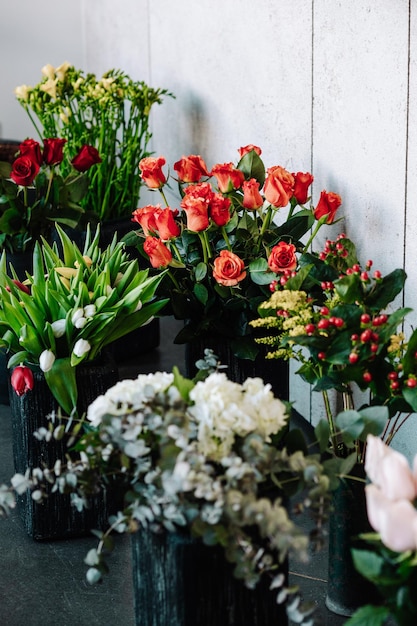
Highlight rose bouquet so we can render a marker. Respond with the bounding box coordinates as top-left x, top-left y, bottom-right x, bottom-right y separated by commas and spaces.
0, 225, 167, 415
15, 63, 173, 223
345, 435, 417, 626
252, 234, 417, 463
0, 137, 100, 253
125, 144, 342, 359
1, 355, 332, 625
